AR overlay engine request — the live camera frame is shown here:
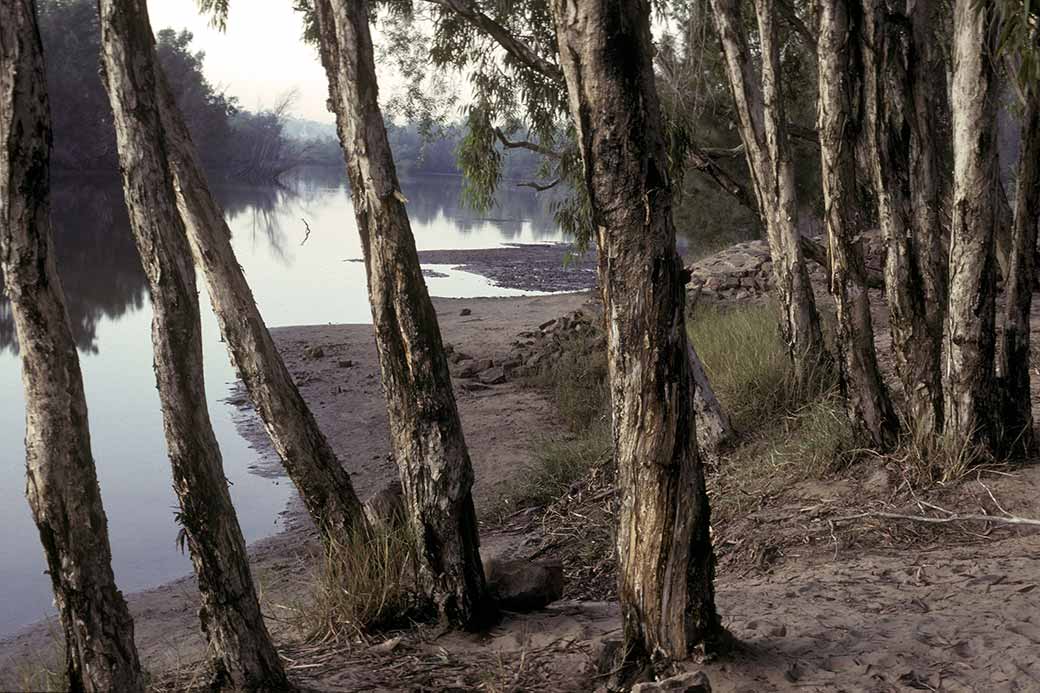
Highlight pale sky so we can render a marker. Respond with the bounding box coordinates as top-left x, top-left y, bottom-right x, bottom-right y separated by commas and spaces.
147, 0, 338, 123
